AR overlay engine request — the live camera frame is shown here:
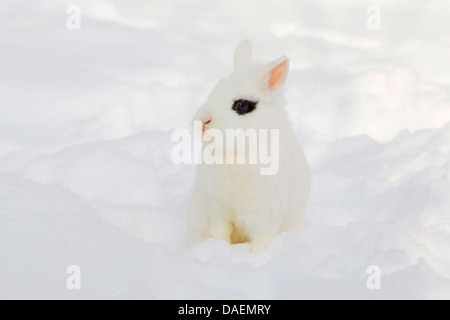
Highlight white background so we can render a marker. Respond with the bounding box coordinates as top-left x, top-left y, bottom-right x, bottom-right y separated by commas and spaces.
0, 0, 449, 299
